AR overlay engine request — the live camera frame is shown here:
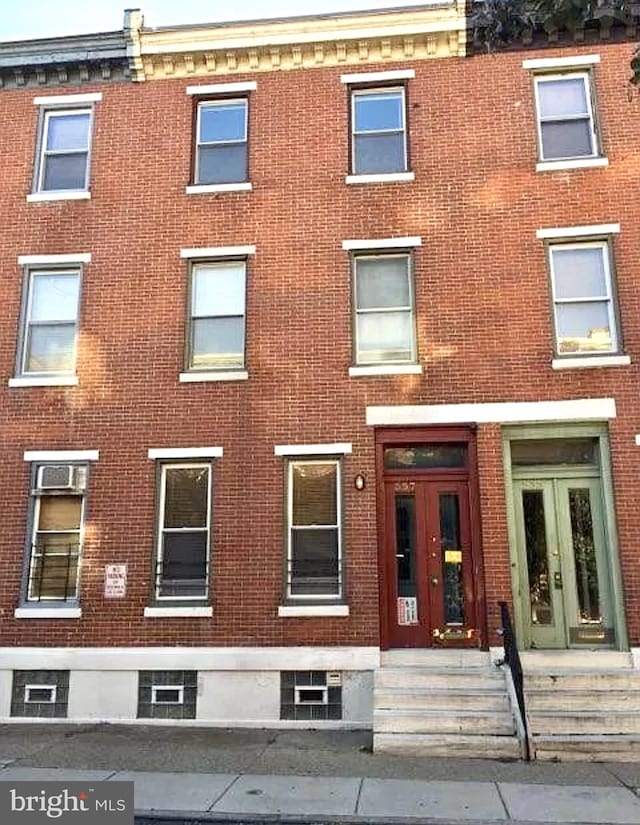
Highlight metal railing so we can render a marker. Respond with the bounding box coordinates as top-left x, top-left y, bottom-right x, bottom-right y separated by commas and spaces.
498, 600, 530, 760
154, 557, 208, 599
28, 542, 80, 601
